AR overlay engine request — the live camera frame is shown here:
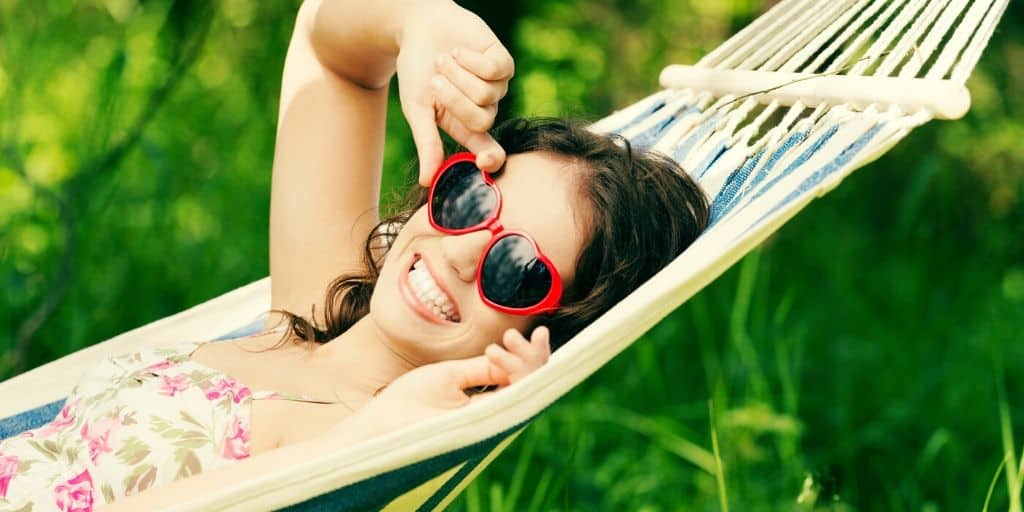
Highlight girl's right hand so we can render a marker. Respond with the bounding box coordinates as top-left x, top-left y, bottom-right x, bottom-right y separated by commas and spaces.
395, 1, 515, 186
